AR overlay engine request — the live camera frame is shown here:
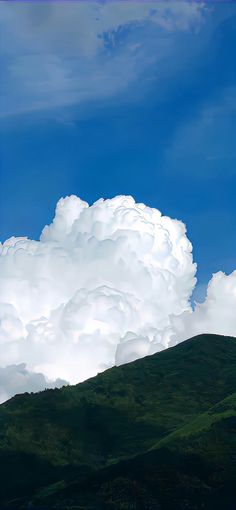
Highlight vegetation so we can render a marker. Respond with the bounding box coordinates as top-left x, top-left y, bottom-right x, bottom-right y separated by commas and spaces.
0, 334, 236, 509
